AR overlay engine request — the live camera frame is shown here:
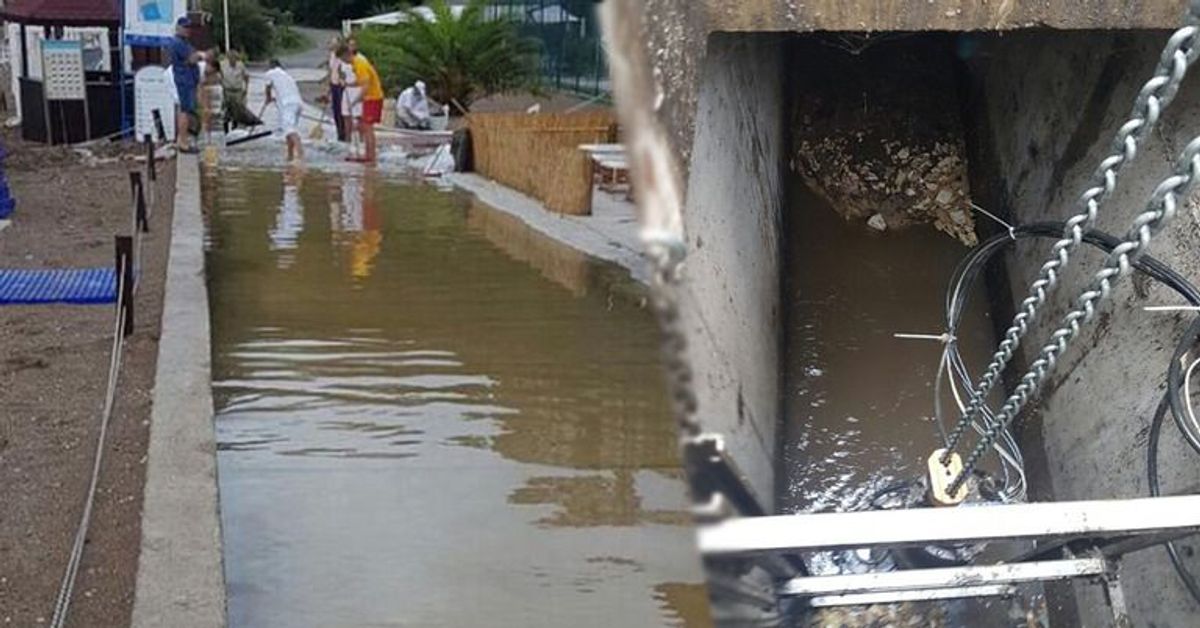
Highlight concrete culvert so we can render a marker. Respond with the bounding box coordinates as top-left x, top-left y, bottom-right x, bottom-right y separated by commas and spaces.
602, 1, 1200, 626
790, 34, 977, 245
